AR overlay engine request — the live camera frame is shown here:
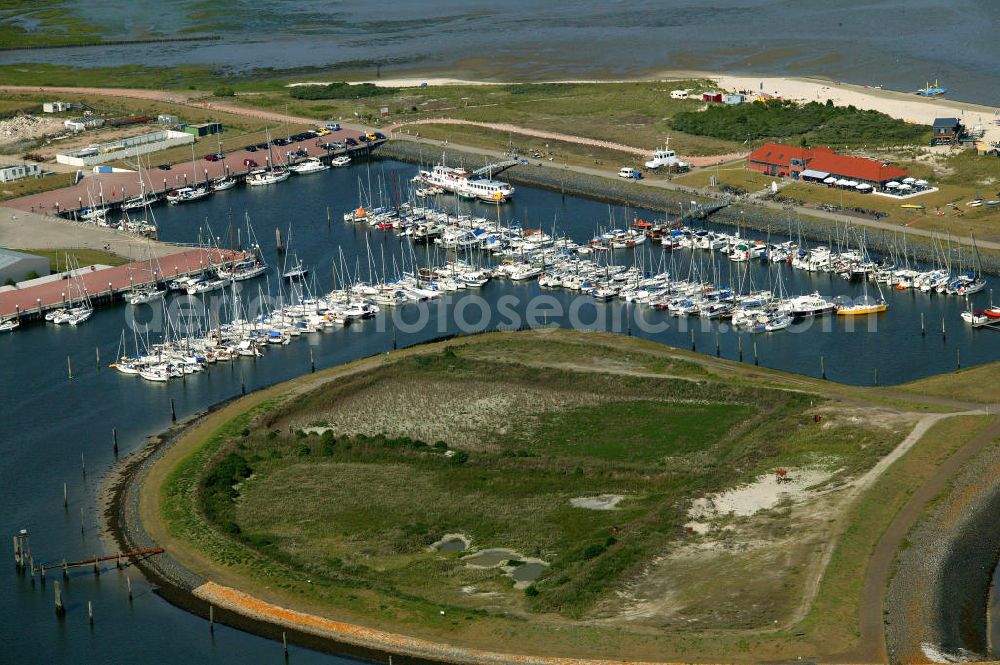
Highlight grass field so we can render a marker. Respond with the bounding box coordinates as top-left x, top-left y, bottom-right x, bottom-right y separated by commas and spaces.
12, 247, 128, 270
149, 331, 963, 661
235, 81, 744, 156
674, 162, 778, 192
0, 172, 74, 202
